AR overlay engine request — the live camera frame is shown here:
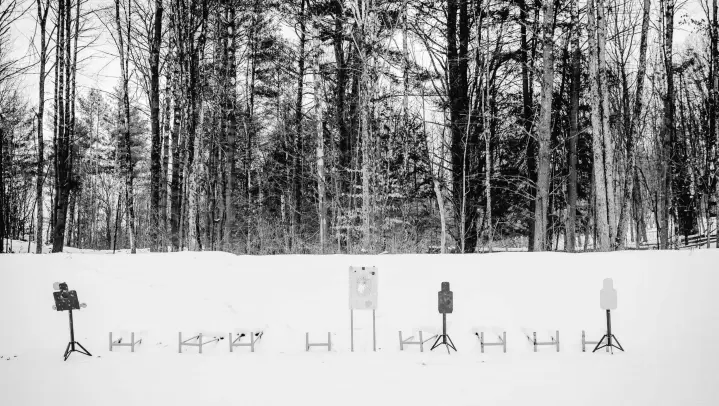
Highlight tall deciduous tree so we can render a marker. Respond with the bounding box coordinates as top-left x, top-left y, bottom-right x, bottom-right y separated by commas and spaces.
588, 0, 610, 251
313, 17, 327, 252
51, 0, 79, 253
660, 0, 675, 249
114, 0, 137, 254
616, 0, 650, 249
567, 0, 580, 252
533, 0, 554, 251
35, 0, 51, 254
149, 0, 163, 251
